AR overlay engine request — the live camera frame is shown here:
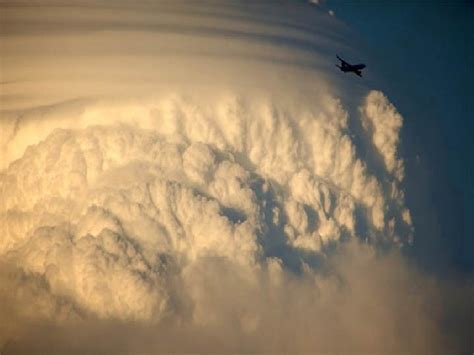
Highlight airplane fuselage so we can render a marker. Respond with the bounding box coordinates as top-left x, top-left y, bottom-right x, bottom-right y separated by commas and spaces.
340, 64, 366, 72
336, 55, 366, 77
